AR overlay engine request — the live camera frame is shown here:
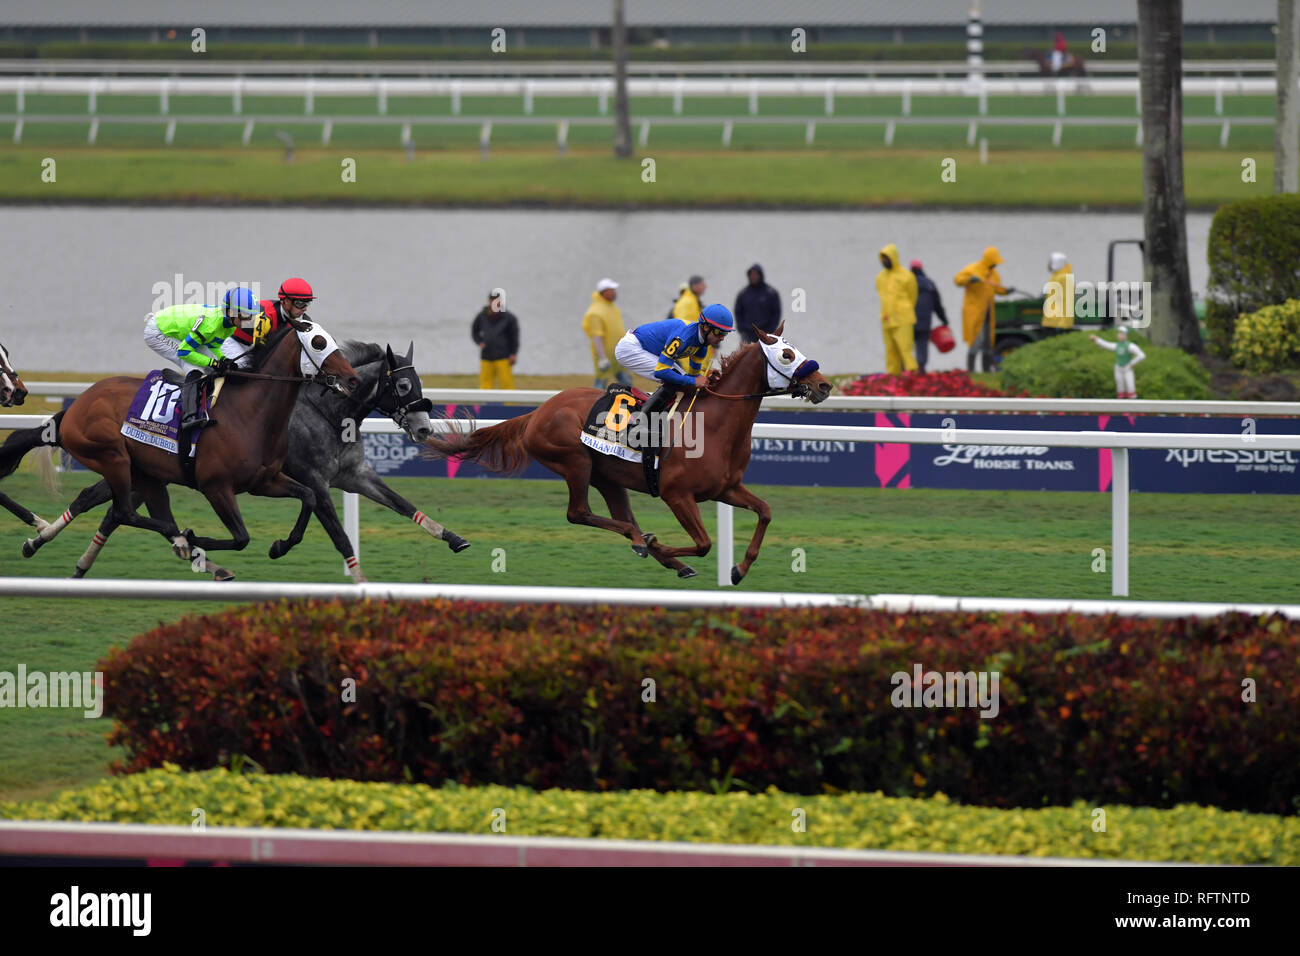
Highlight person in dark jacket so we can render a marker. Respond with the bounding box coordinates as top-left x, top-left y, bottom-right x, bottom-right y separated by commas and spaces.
909, 260, 949, 373
471, 290, 520, 389
733, 263, 782, 344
